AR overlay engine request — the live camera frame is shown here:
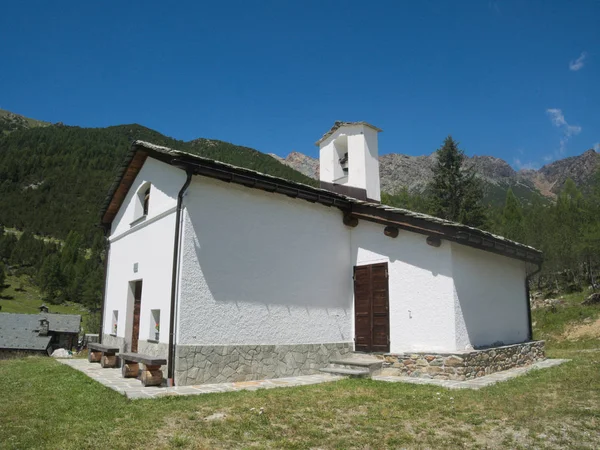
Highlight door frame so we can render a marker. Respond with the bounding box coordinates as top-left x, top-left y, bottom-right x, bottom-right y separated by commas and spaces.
125, 279, 143, 353
353, 262, 390, 353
